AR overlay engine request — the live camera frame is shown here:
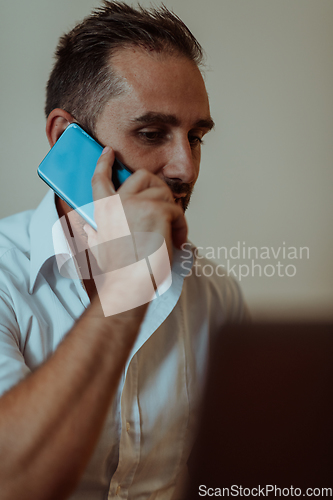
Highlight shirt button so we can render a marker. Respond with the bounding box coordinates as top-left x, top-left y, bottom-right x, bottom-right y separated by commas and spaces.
116, 485, 121, 495
126, 422, 130, 432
